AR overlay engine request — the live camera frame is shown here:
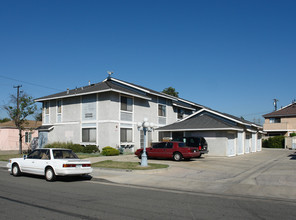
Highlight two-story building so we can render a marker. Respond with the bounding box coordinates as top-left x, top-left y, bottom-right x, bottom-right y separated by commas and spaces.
263, 102, 296, 136
35, 76, 263, 156
35, 77, 201, 151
